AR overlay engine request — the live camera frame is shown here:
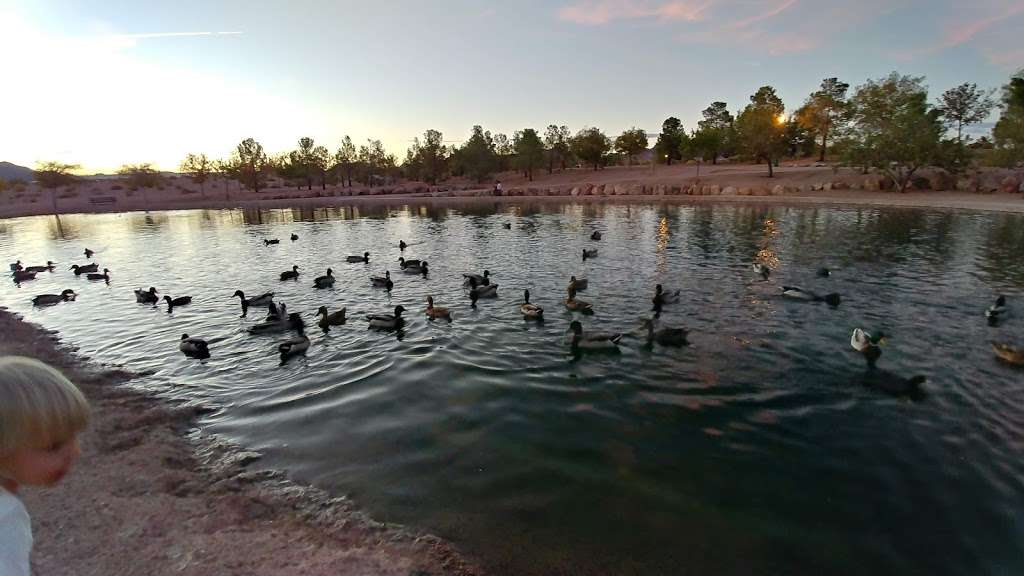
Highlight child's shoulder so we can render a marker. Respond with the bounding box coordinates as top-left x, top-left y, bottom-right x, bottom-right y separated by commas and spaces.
0, 488, 28, 520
